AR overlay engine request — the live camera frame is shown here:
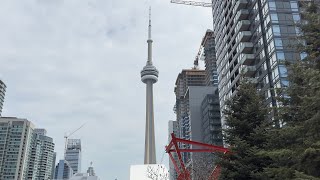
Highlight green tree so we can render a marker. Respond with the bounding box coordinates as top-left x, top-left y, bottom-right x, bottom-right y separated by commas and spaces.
261, 2, 320, 178
297, 1, 320, 69
218, 82, 271, 180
